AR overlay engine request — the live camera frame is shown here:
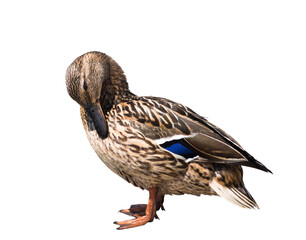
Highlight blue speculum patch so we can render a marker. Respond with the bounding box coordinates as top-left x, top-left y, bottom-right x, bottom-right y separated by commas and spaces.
161, 141, 197, 158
